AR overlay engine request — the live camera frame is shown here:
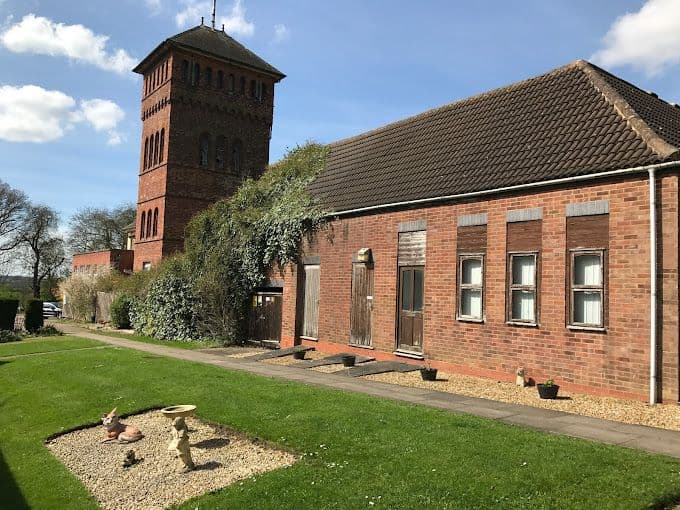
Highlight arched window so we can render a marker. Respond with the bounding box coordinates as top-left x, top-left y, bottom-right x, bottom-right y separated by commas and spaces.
199, 133, 210, 168
140, 211, 146, 239
147, 136, 153, 168
153, 132, 160, 165
217, 70, 224, 89
181, 60, 189, 82
146, 209, 152, 239
228, 74, 235, 93
143, 138, 149, 170
215, 135, 226, 169
250, 79, 256, 98
261, 83, 267, 100
232, 139, 242, 175
192, 63, 200, 86
165, 61, 168, 81
153, 69, 157, 89
152, 208, 159, 237
159, 129, 165, 164
239, 76, 246, 95
205, 67, 212, 87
